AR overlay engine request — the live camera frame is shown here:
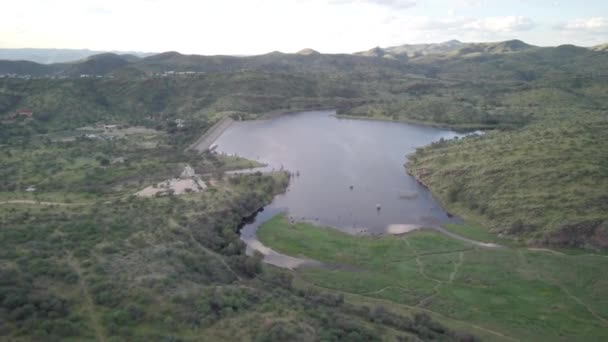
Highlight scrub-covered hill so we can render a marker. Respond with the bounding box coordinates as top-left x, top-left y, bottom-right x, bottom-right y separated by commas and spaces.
408, 113, 608, 250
